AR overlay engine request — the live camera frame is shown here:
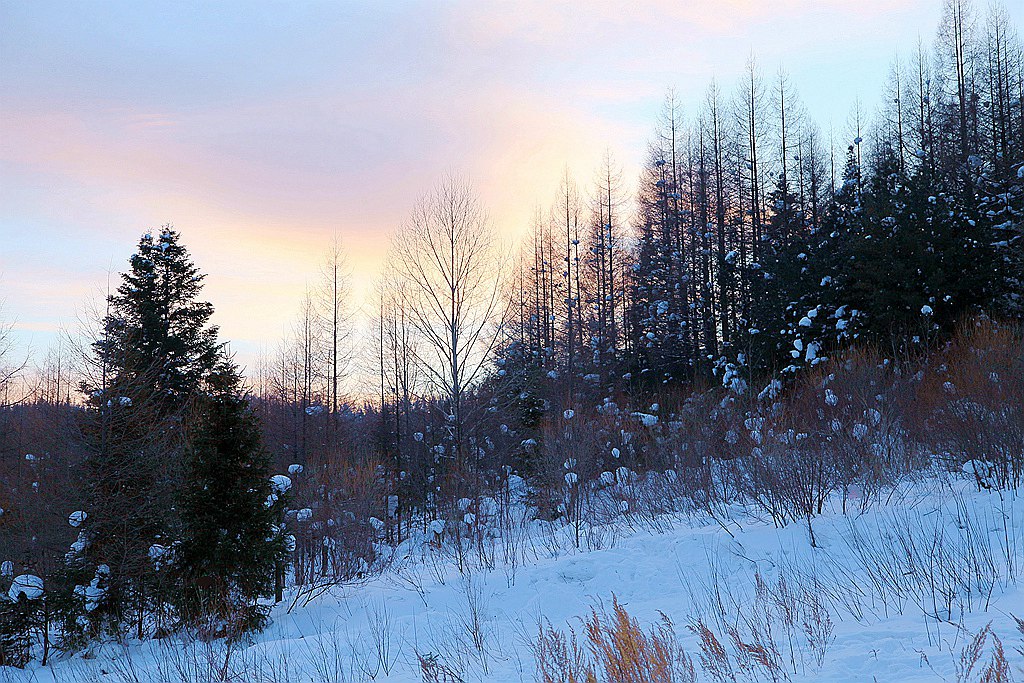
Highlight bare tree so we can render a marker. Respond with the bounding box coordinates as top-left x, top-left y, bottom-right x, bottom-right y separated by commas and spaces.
316, 234, 353, 423
585, 152, 627, 375
373, 272, 421, 541
390, 178, 506, 481
555, 171, 583, 403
